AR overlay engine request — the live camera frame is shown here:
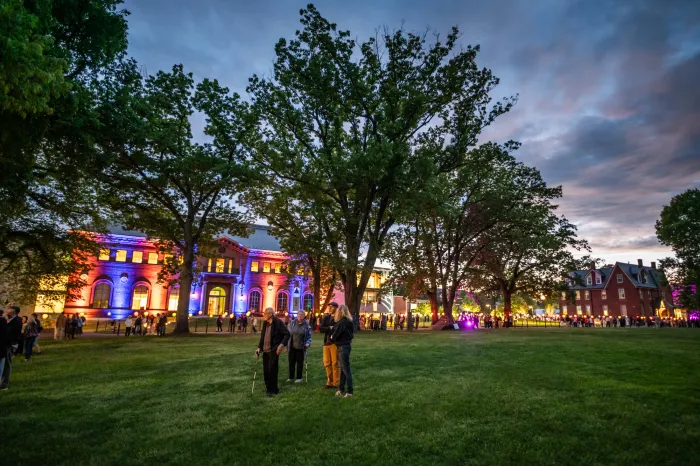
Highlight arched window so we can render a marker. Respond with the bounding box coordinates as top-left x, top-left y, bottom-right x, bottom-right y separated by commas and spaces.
249, 290, 261, 313
208, 286, 226, 315
92, 283, 111, 308
276, 291, 288, 313
303, 294, 313, 312
168, 288, 180, 311
132, 285, 149, 310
